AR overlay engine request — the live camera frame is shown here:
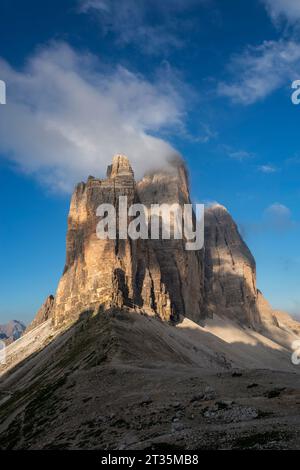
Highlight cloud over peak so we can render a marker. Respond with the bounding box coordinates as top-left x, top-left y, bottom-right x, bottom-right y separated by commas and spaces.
0, 42, 185, 192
